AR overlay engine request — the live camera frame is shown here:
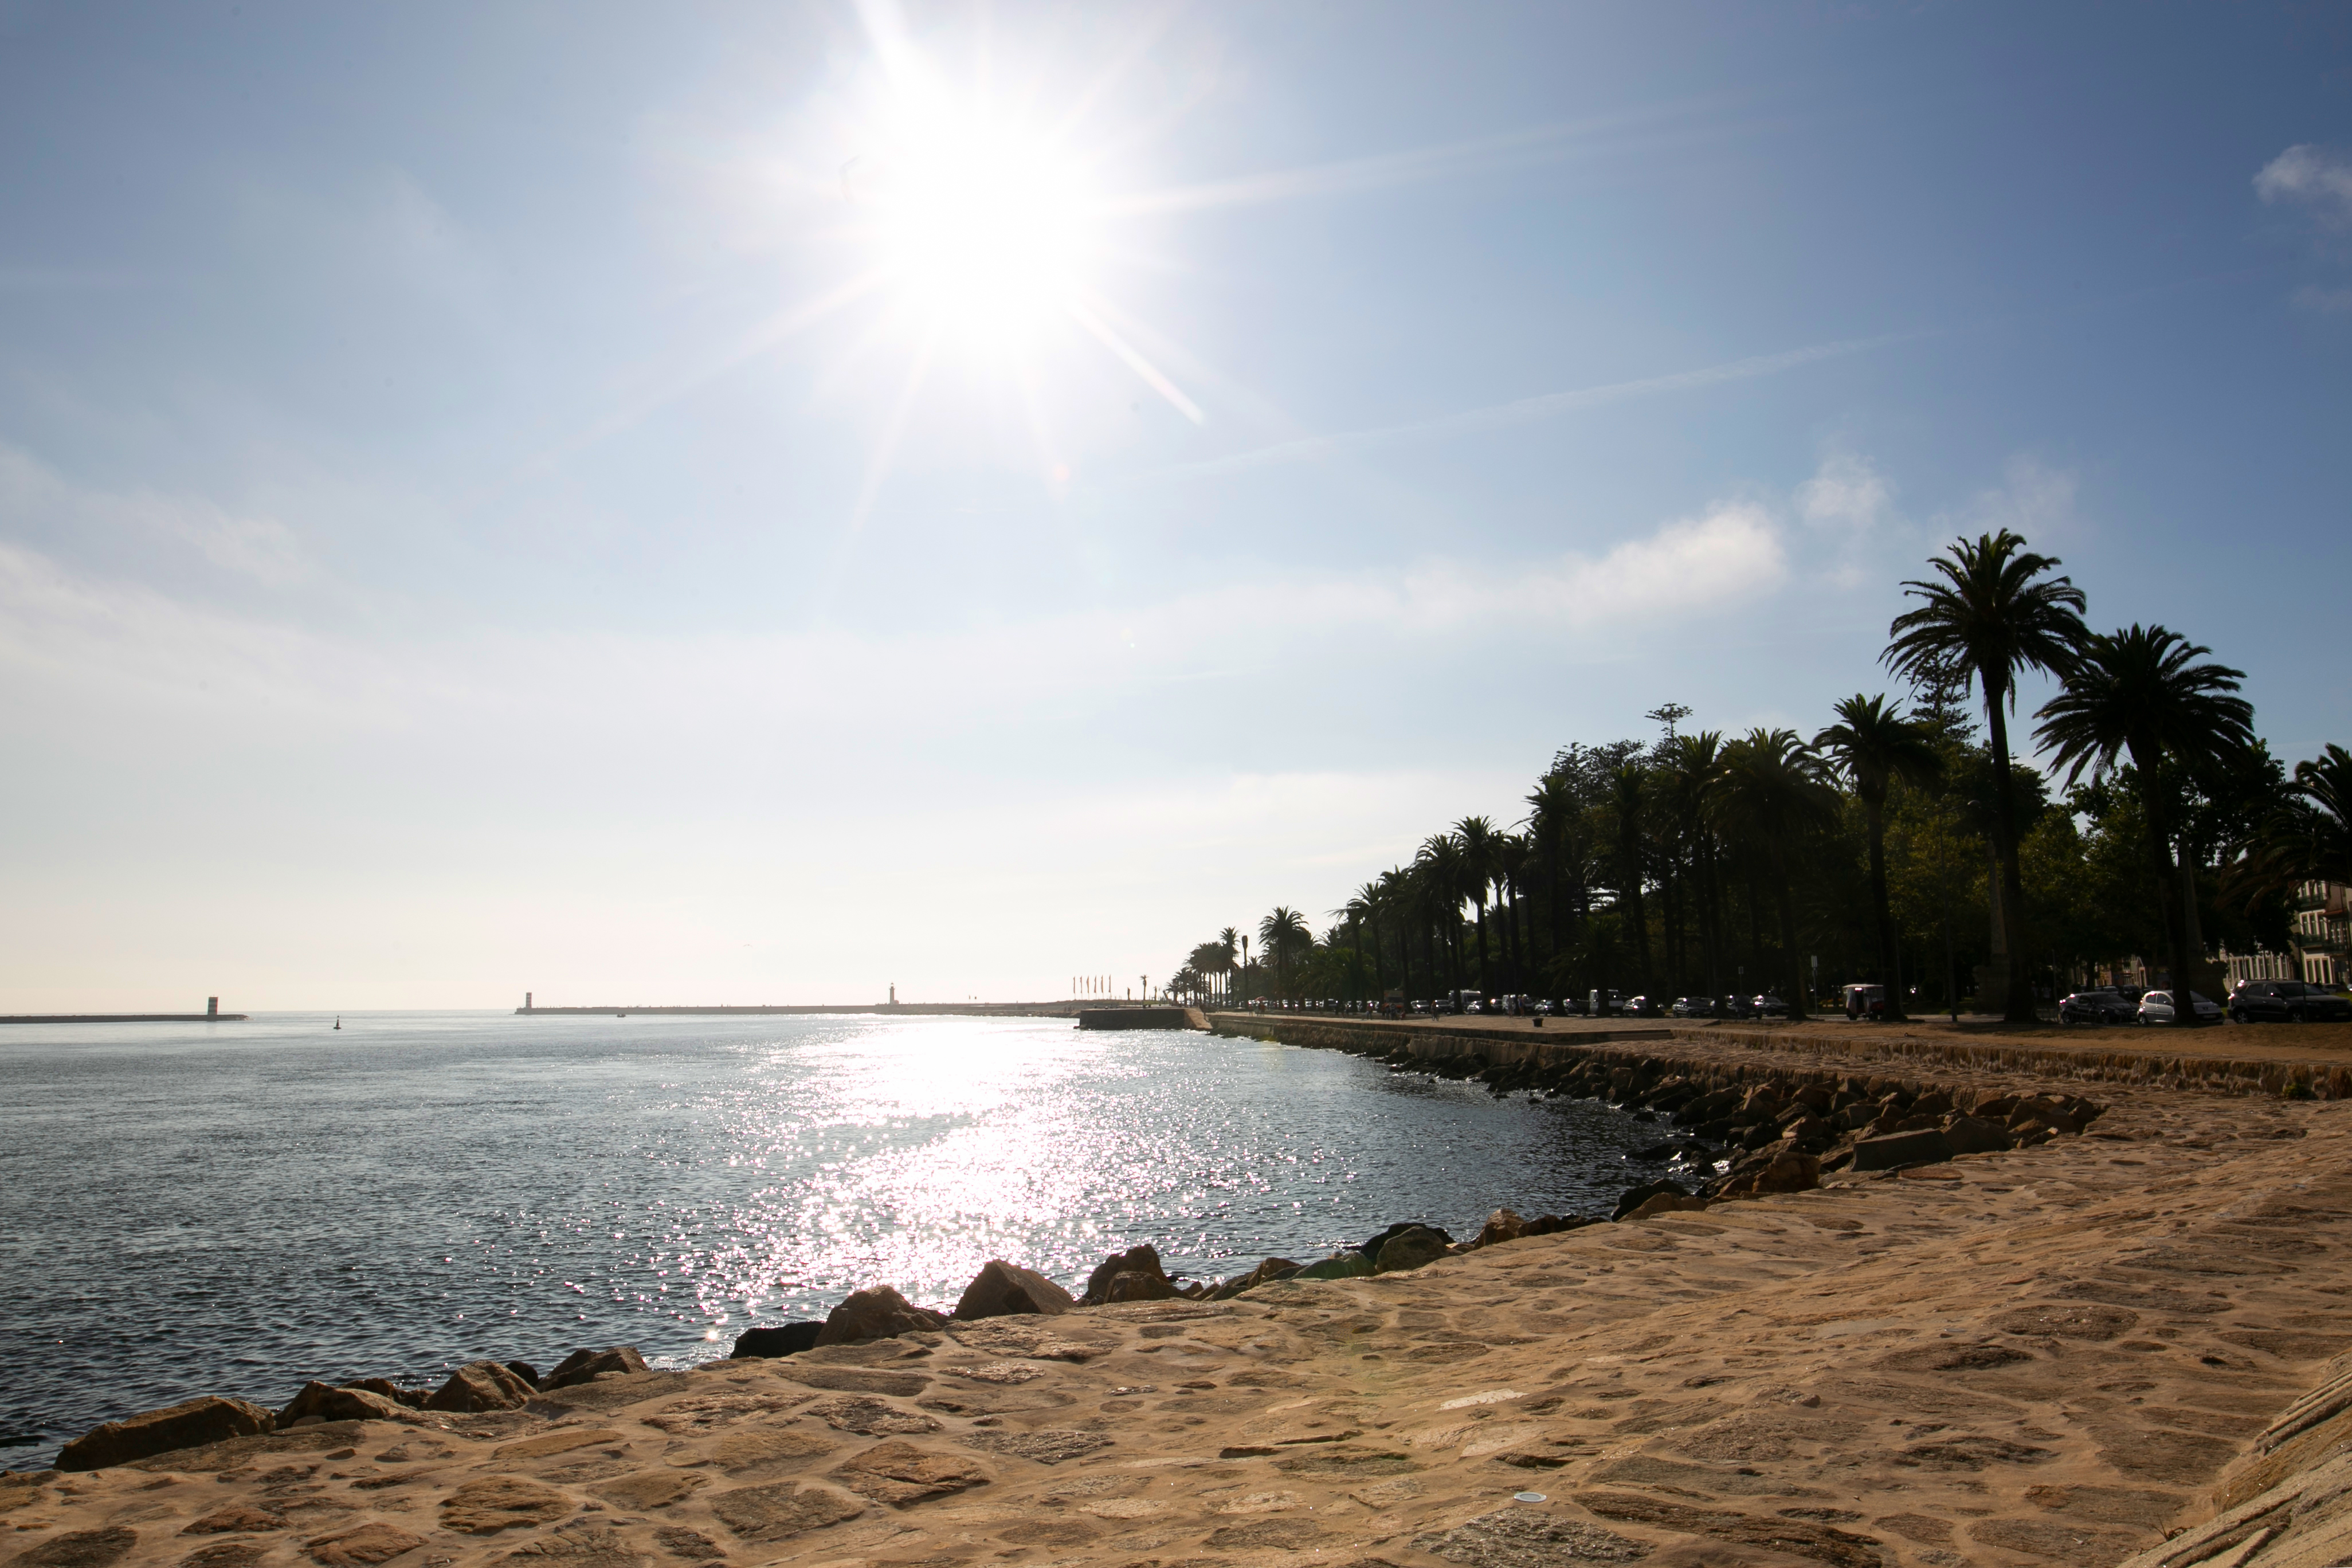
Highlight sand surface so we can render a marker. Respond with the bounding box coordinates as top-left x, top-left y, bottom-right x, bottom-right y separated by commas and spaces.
8, 1068, 2349, 1568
